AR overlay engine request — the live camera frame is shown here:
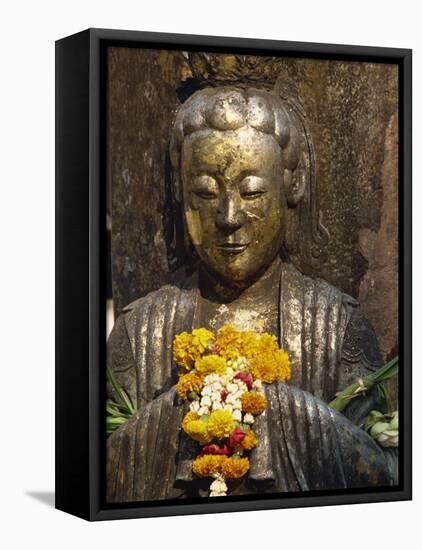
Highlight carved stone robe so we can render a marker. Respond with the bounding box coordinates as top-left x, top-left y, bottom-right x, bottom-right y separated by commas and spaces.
106, 262, 398, 502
